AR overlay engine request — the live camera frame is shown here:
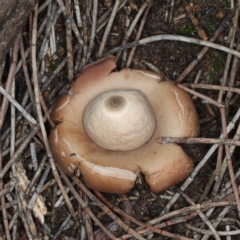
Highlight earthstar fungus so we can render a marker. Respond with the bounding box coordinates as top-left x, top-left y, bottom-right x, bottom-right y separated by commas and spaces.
49, 56, 199, 194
